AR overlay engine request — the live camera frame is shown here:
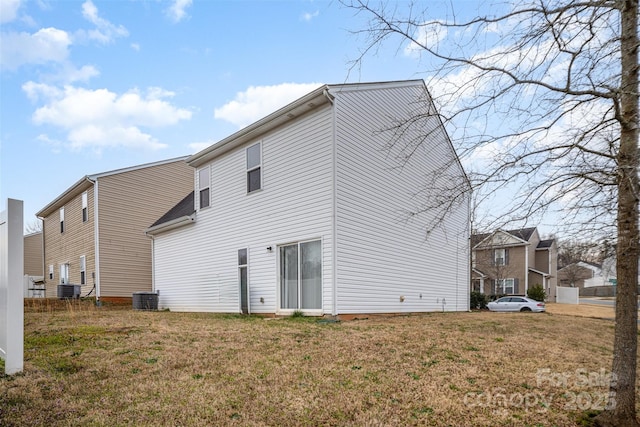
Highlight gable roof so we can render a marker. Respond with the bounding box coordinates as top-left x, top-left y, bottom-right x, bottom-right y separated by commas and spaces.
188, 80, 427, 169
471, 227, 538, 248
537, 239, 555, 249
36, 156, 190, 218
